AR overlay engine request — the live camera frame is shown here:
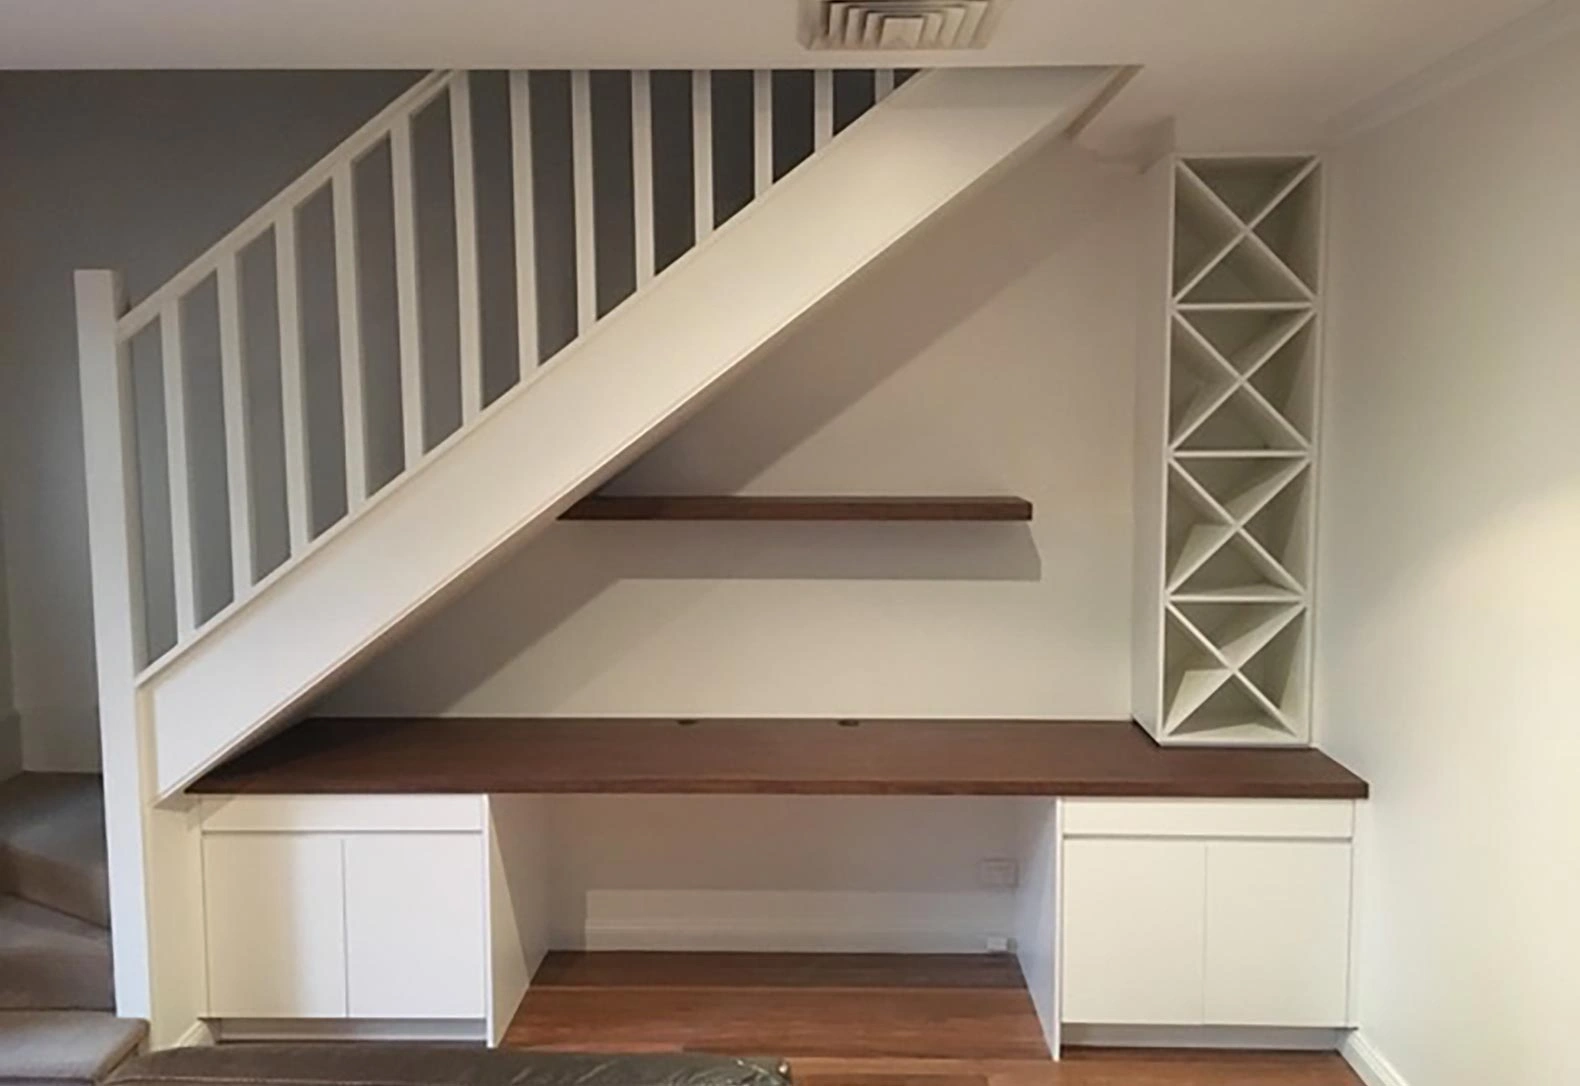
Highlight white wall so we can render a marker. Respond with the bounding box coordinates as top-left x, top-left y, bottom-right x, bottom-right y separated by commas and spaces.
325, 137, 1144, 720
316, 136, 1143, 951
0, 71, 419, 770
541, 795, 1027, 952
1320, 27, 1580, 1086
